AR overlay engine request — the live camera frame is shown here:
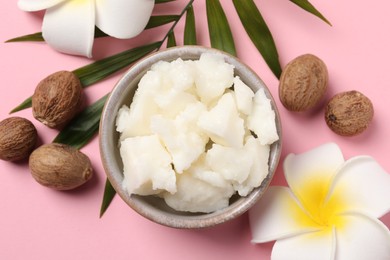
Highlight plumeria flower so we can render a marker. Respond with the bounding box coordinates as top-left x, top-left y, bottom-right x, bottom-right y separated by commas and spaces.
18, 0, 155, 57
249, 143, 390, 260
